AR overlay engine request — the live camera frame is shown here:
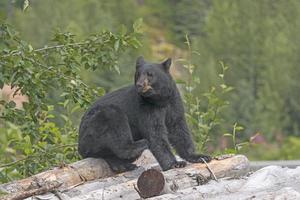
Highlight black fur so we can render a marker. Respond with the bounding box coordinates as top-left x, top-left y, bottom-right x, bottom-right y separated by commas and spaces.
78, 57, 211, 172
